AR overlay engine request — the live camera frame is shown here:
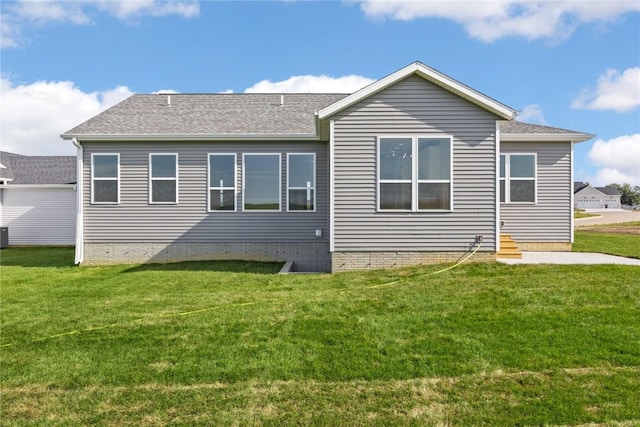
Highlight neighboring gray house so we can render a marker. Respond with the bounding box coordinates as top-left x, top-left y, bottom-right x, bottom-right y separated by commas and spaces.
574, 183, 622, 209
61, 62, 593, 272
0, 151, 76, 245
